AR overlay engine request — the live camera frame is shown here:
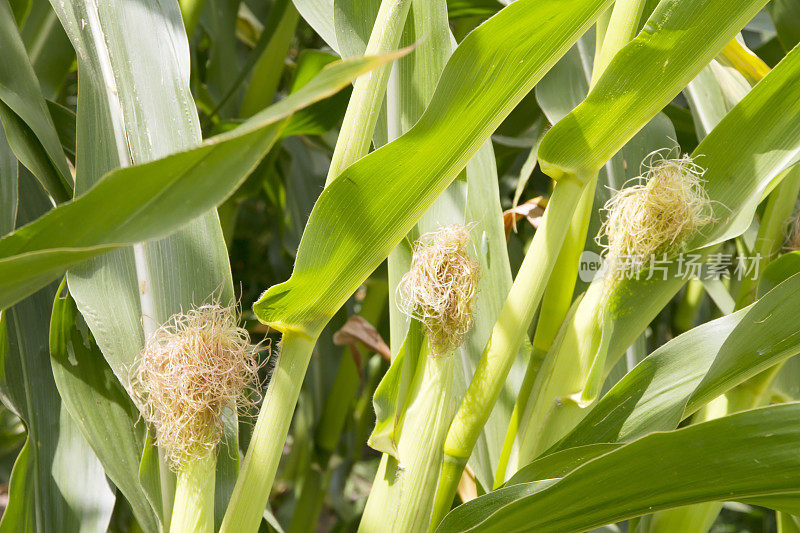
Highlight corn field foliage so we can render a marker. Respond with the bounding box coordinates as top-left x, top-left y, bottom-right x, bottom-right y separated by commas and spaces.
2, 0, 800, 532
